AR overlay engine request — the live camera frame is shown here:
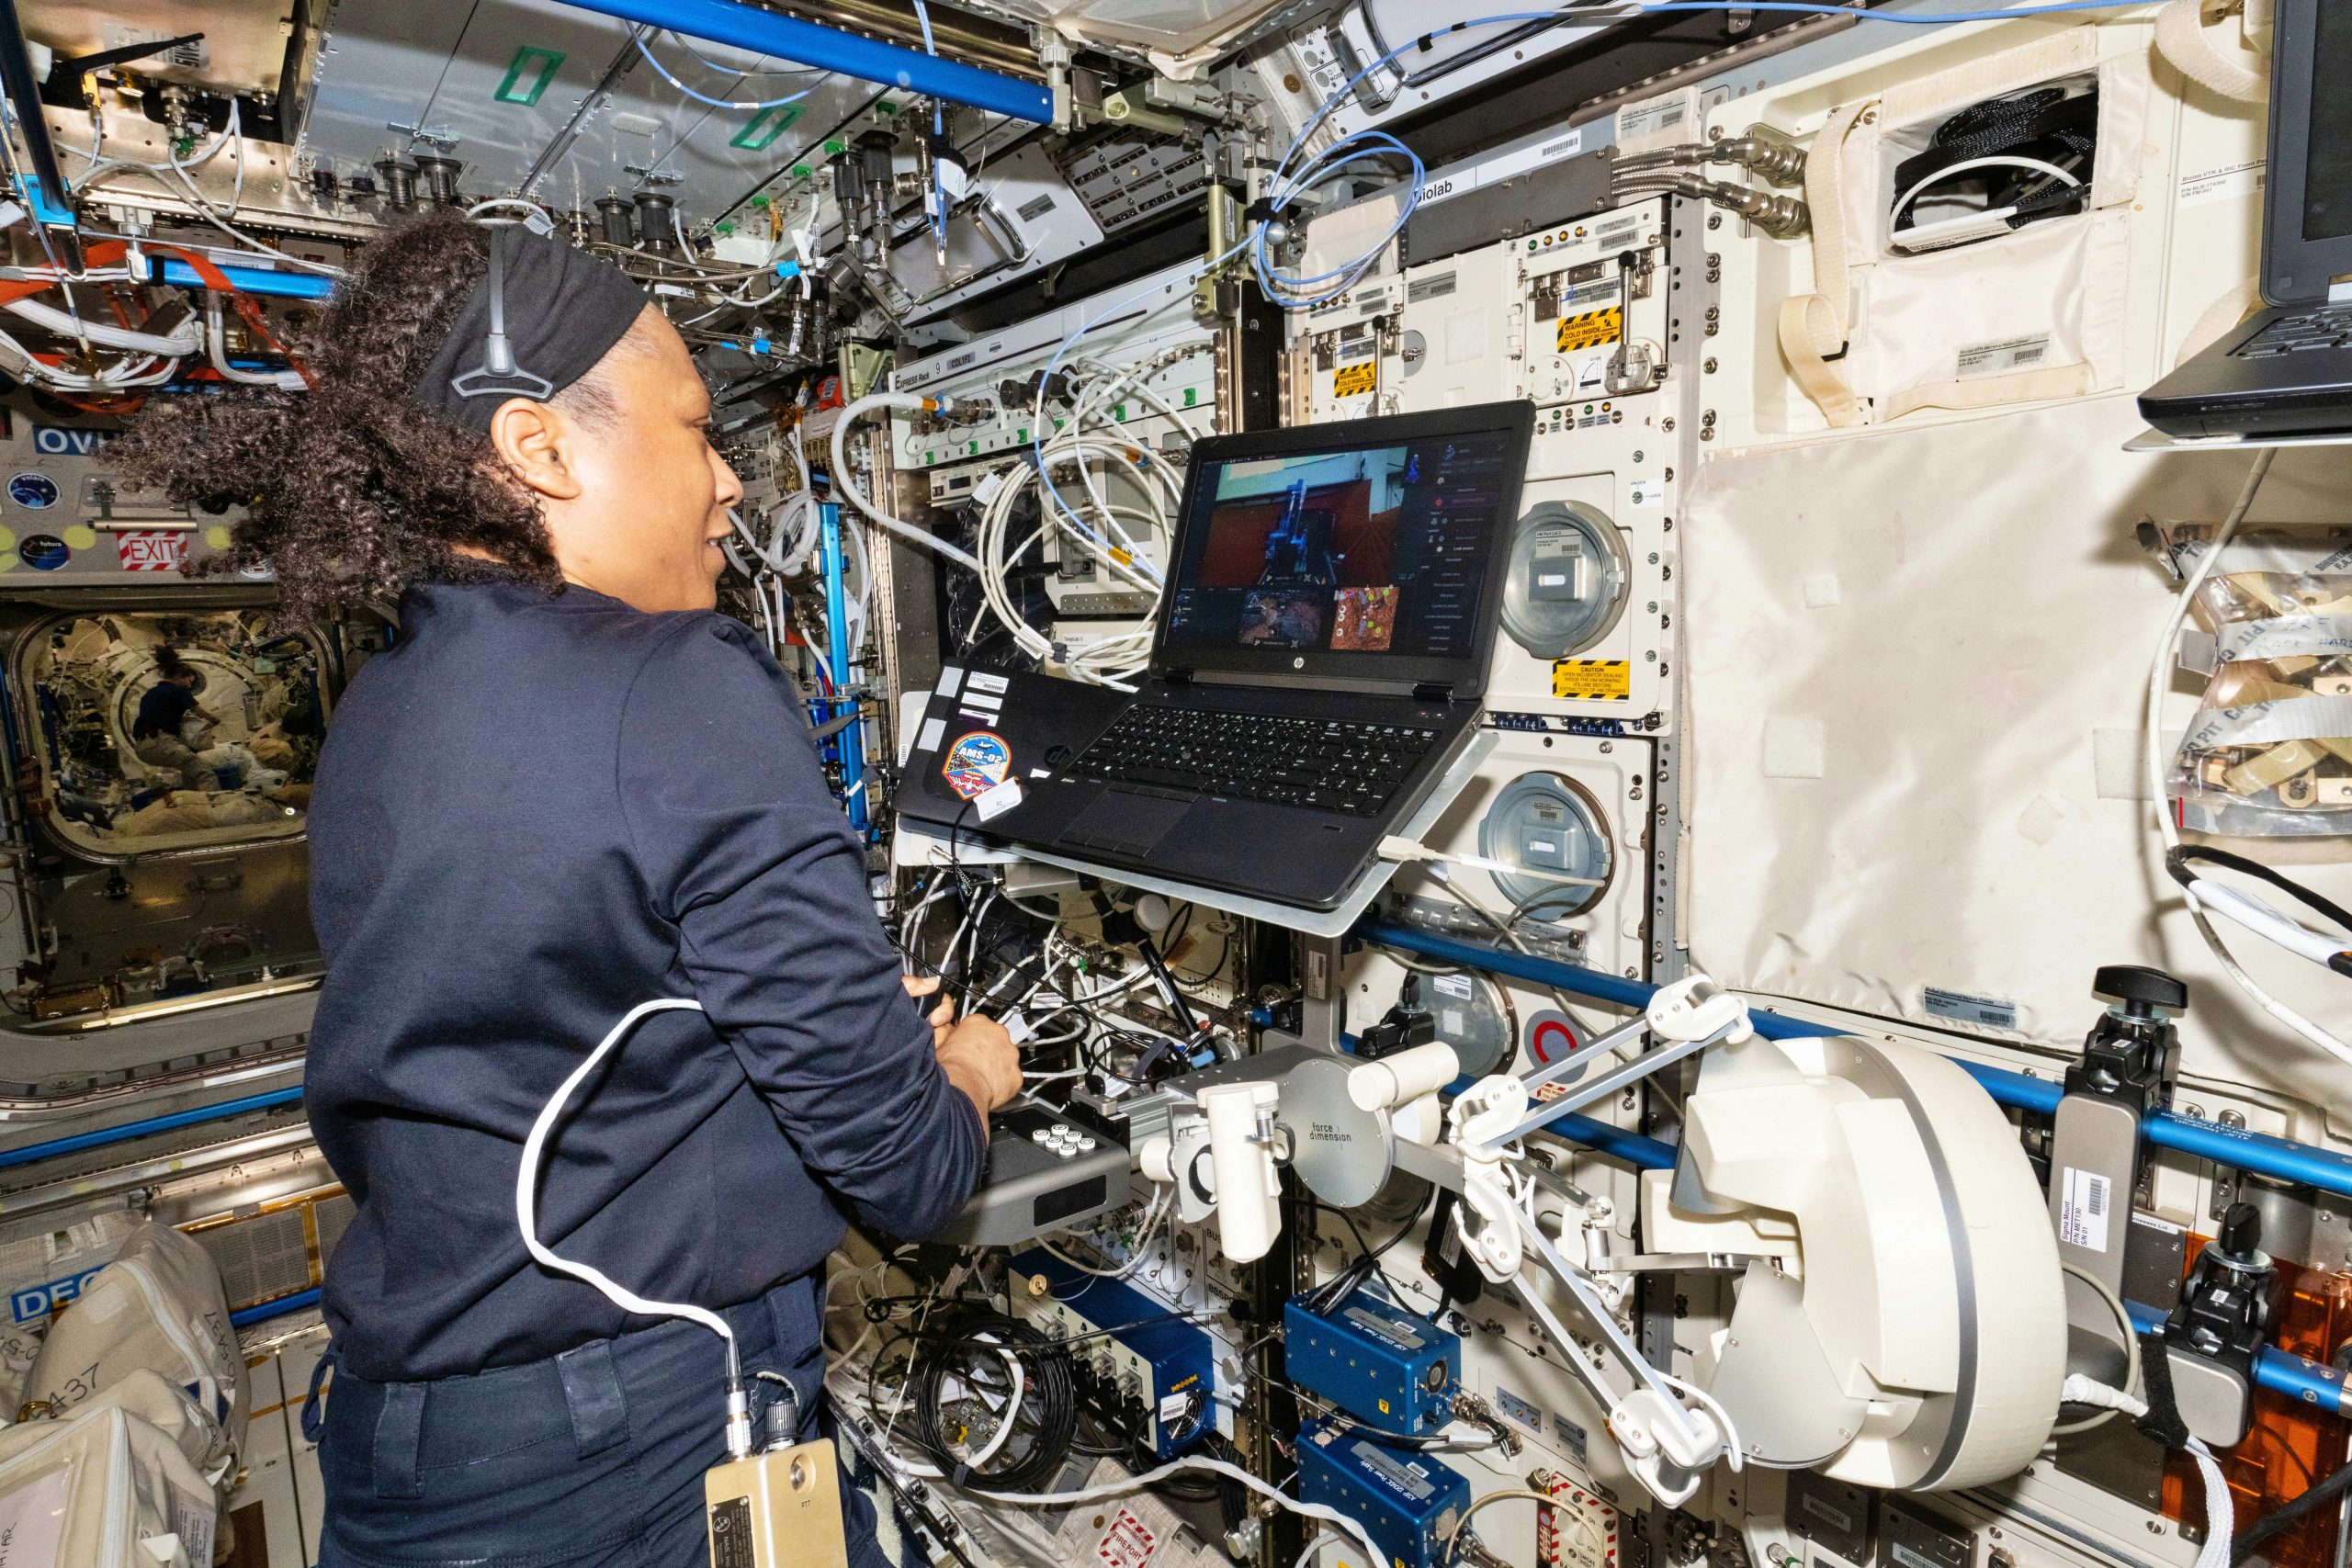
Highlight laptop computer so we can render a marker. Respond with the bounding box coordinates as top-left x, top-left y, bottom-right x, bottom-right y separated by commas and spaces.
2140, 0, 2352, 438
895, 400, 1537, 911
